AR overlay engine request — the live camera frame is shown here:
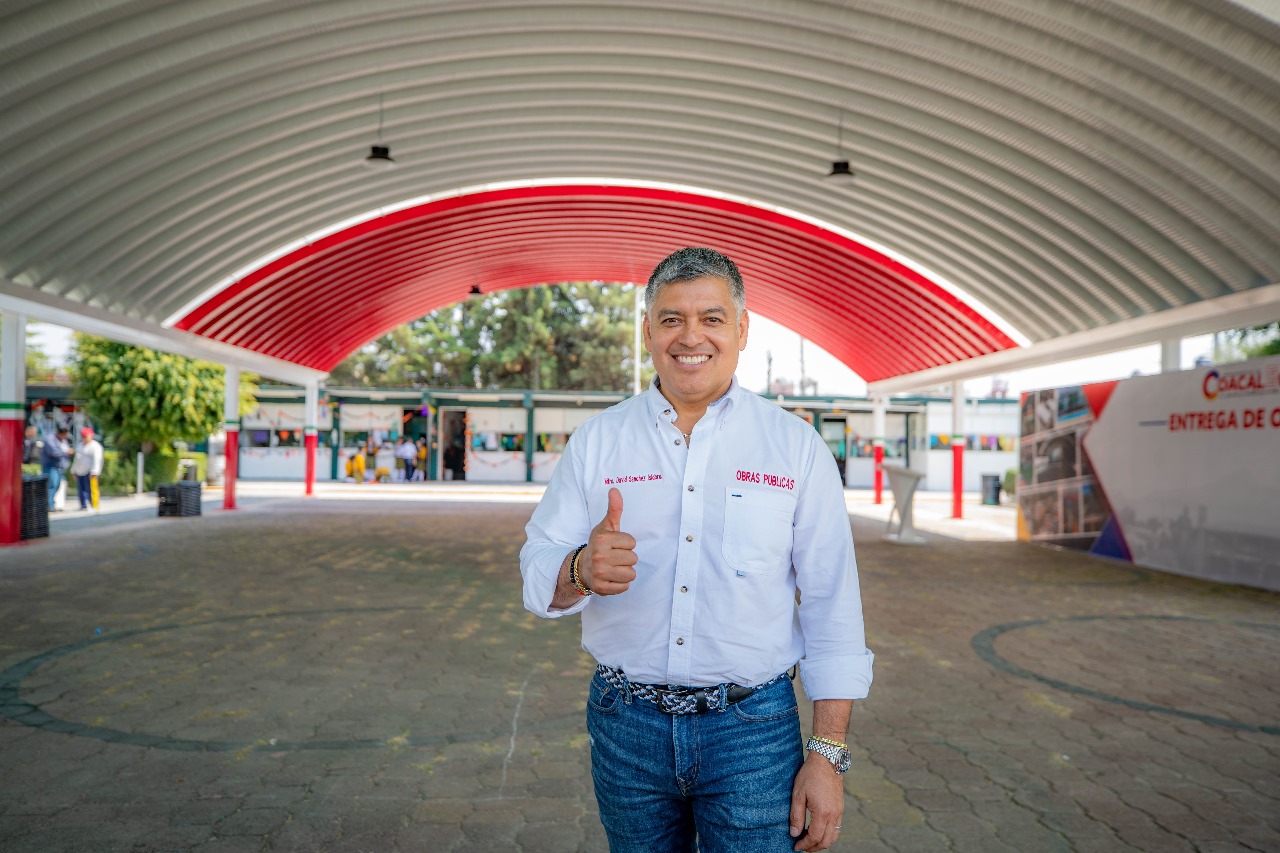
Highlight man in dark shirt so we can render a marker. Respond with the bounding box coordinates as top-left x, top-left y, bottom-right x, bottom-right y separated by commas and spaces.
40, 427, 72, 510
